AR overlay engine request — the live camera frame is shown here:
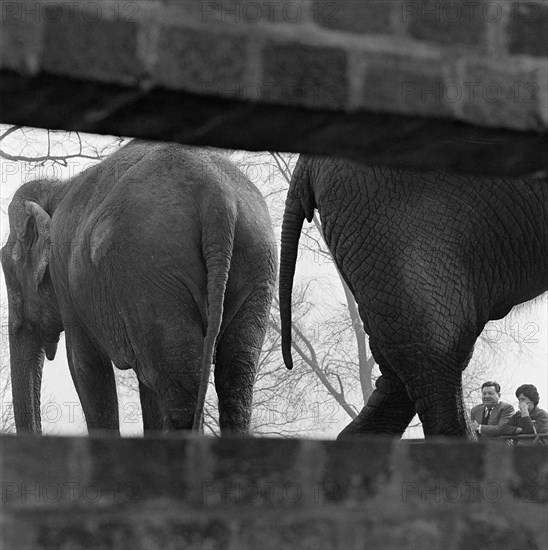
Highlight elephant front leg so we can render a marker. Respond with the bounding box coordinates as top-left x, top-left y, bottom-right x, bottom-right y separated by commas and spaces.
414, 388, 472, 438
338, 354, 416, 439
65, 328, 120, 434
214, 350, 257, 435
389, 343, 474, 439
409, 372, 472, 438
214, 290, 269, 435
